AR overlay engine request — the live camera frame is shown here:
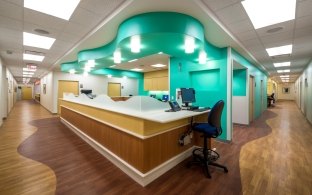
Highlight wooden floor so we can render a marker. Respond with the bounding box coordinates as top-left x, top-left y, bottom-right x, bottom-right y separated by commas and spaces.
0, 100, 312, 194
